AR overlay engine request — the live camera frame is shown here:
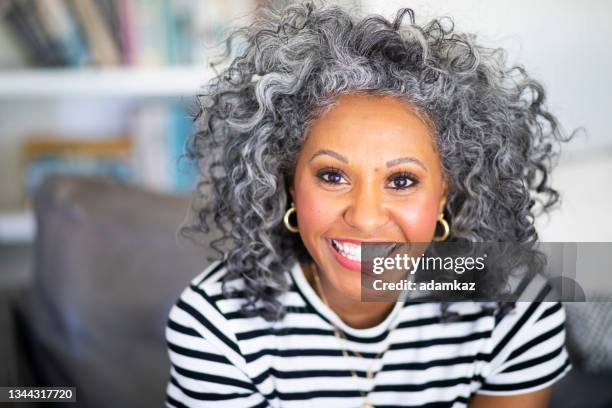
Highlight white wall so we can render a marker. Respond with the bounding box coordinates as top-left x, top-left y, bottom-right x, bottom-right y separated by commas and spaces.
360, 0, 612, 241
